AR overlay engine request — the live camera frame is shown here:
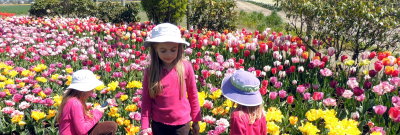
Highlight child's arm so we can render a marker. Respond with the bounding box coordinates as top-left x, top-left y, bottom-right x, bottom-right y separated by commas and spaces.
140, 70, 152, 129
185, 61, 202, 122
70, 98, 102, 134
